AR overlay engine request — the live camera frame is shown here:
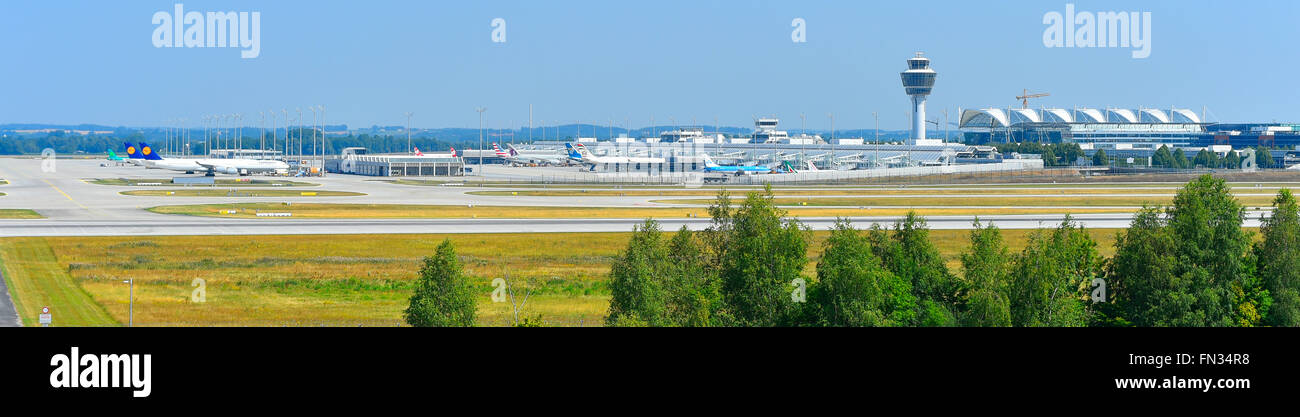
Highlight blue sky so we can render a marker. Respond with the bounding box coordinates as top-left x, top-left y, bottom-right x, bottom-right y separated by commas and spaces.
1, 0, 1296, 130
